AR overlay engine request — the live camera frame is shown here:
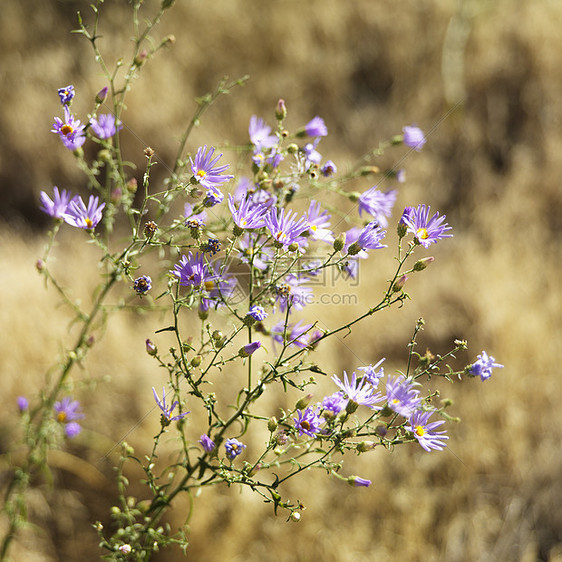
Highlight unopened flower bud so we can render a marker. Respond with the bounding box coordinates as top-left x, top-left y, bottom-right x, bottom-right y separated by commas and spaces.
275, 99, 287, 121
356, 441, 376, 453
348, 191, 361, 202
397, 221, 408, 238
212, 330, 223, 341
145, 339, 157, 356
162, 34, 176, 46
268, 417, 278, 432
287, 143, 299, 154
134, 49, 148, 67
126, 178, 138, 193
359, 166, 380, 176
161, 0, 175, 9
333, 232, 346, 252
98, 149, 111, 162
290, 512, 301, 522
198, 307, 208, 320
295, 394, 313, 411
375, 425, 388, 437
190, 355, 202, 368
288, 242, 299, 252
239, 341, 261, 357
347, 241, 361, 256
392, 274, 408, 292
413, 256, 435, 271
36, 259, 45, 272
95, 86, 108, 104
86, 334, 95, 347
347, 475, 371, 487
